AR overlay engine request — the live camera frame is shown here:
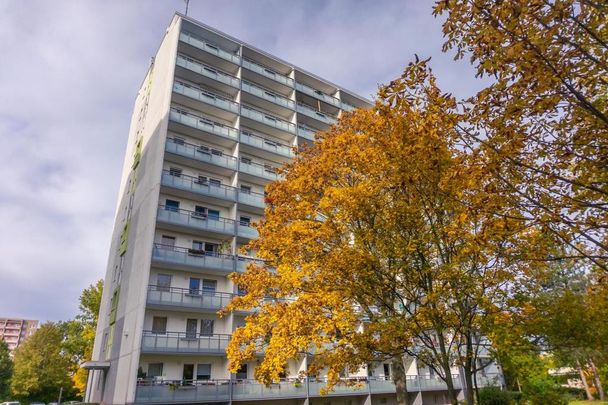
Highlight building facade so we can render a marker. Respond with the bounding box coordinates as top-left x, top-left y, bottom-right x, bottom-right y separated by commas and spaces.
85, 14, 502, 405
0, 318, 38, 354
